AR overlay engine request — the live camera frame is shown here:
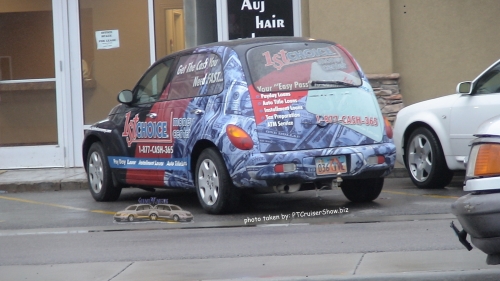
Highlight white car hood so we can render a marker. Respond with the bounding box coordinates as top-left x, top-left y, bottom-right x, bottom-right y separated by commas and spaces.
475, 115, 500, 136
